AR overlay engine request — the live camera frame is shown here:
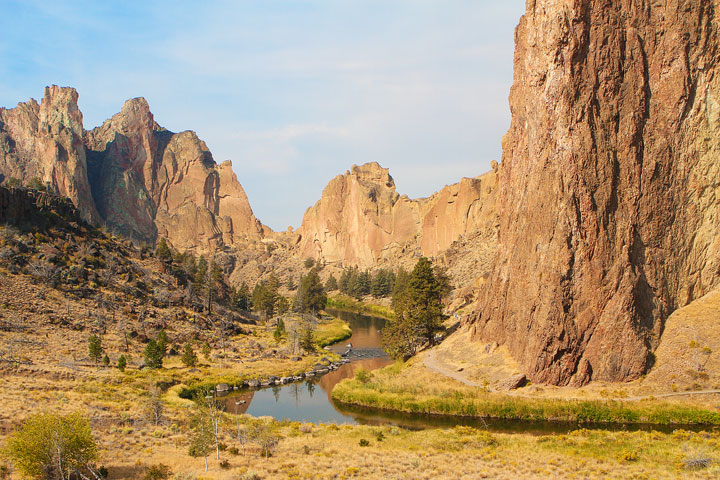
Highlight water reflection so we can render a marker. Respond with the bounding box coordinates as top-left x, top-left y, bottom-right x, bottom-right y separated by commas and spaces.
223, 309, 390, 424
